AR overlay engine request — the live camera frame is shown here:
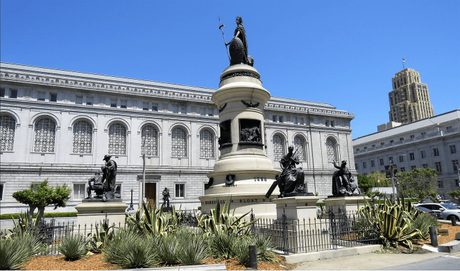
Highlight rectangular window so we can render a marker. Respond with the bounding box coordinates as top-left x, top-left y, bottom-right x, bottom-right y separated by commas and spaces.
400, 137, 404, 142
293, 117, 297, 124
143, 102, 149, 111
381, 142, 384, 146
279, 116, 284, 123
453, 160, 459, 172
421, 132, 426, 137
110, 99, 117, 108
400, 167, 405, 172
409, 153, 415, 160
73, 184, 86, 200
10, 89, 18, 98
181, 105, 188, 114
379, 158, 384, 166
362, 162, 367, 169
175, 184, 185, 198
422, 164, 428, 168
389, 157, 394, 164
152, 103, 158, 111
399, 156, 404, 162
410, 135, 415, 139
76, 96, 83, 104
0, 88, 5, 97
300, 118, 304, 125
433, 148, 439, 157
456, 179, 460, 187
206, 108, 213, 116
355, 163, 359, 170
38, 91, 46, 101
446, 126, 452, 131
0, 184, 3, 201
121, 100, 127, 109
86, 97, 93, 106
438, 181, 443, 188
371, 160, 375, 167
450, 145, 457, 154
331, 121, 335, 127
435, 162, 442, 174
50, 93, 57, 102
421, 150, 426, 159
411, 165, 416, 170
325, 120, 329, 127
